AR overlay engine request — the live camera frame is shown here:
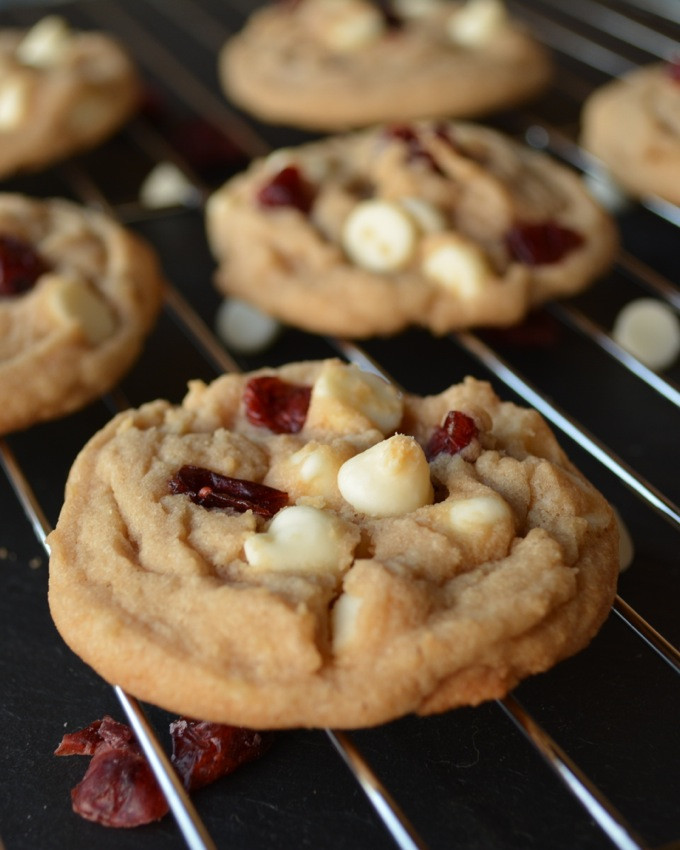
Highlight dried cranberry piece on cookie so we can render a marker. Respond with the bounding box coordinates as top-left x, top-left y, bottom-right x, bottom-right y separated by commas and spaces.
505, 221, 584, 266
244, 375, 312, 433
0, 234, 49, 296
426, 410, 478, 460
256, 165, 316, 213
169, 465, 287, 518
